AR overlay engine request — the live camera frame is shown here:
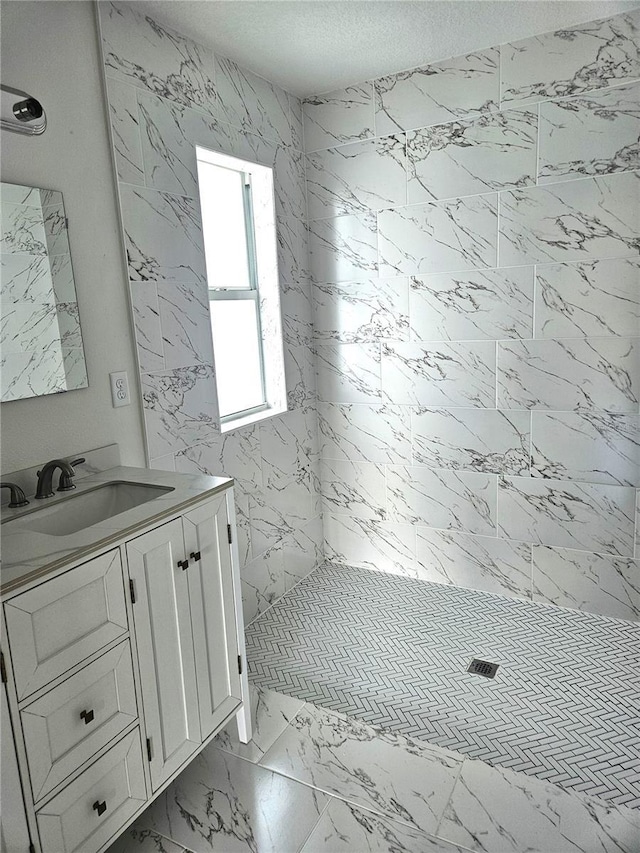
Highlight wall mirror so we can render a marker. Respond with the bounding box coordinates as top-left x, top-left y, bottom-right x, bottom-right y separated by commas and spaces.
0, 182, 88, 402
